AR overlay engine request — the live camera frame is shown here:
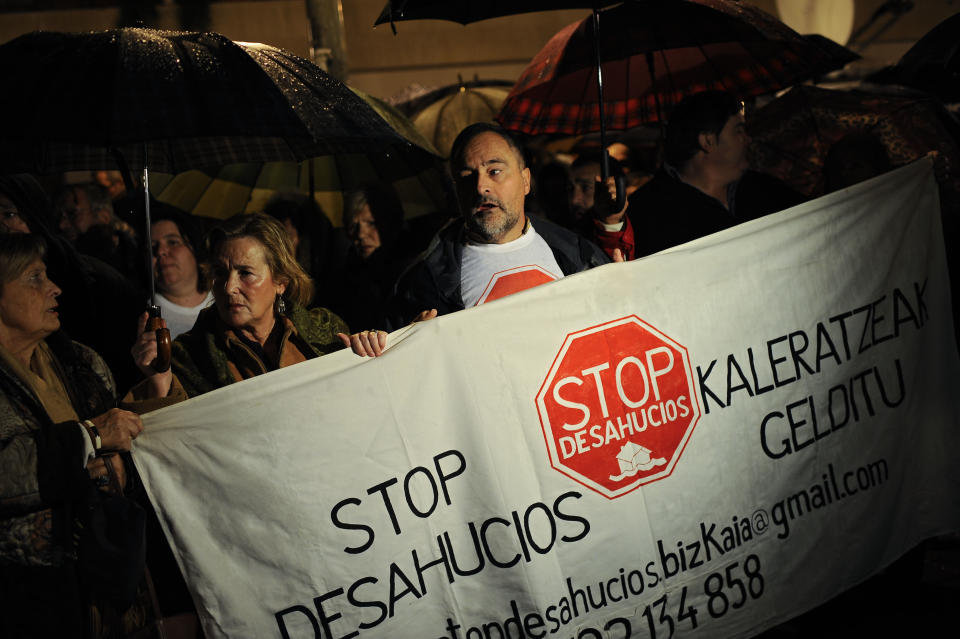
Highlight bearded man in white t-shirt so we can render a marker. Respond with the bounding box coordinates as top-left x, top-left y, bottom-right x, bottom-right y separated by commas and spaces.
343, 124, 614, 356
